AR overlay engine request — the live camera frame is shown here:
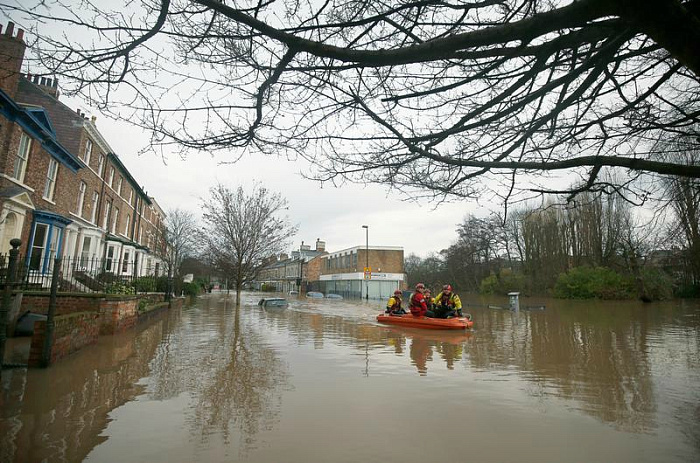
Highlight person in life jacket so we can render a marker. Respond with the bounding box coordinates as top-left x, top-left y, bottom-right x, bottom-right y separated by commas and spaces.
409, 283, 435, 318
385, 290, 406, 315
433, 284, 463, 318
424, 288, 435, 311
